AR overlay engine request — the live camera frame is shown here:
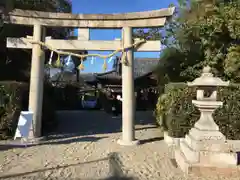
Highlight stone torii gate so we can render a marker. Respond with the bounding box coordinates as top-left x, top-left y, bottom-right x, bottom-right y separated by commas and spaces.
5, 7, 174, 146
